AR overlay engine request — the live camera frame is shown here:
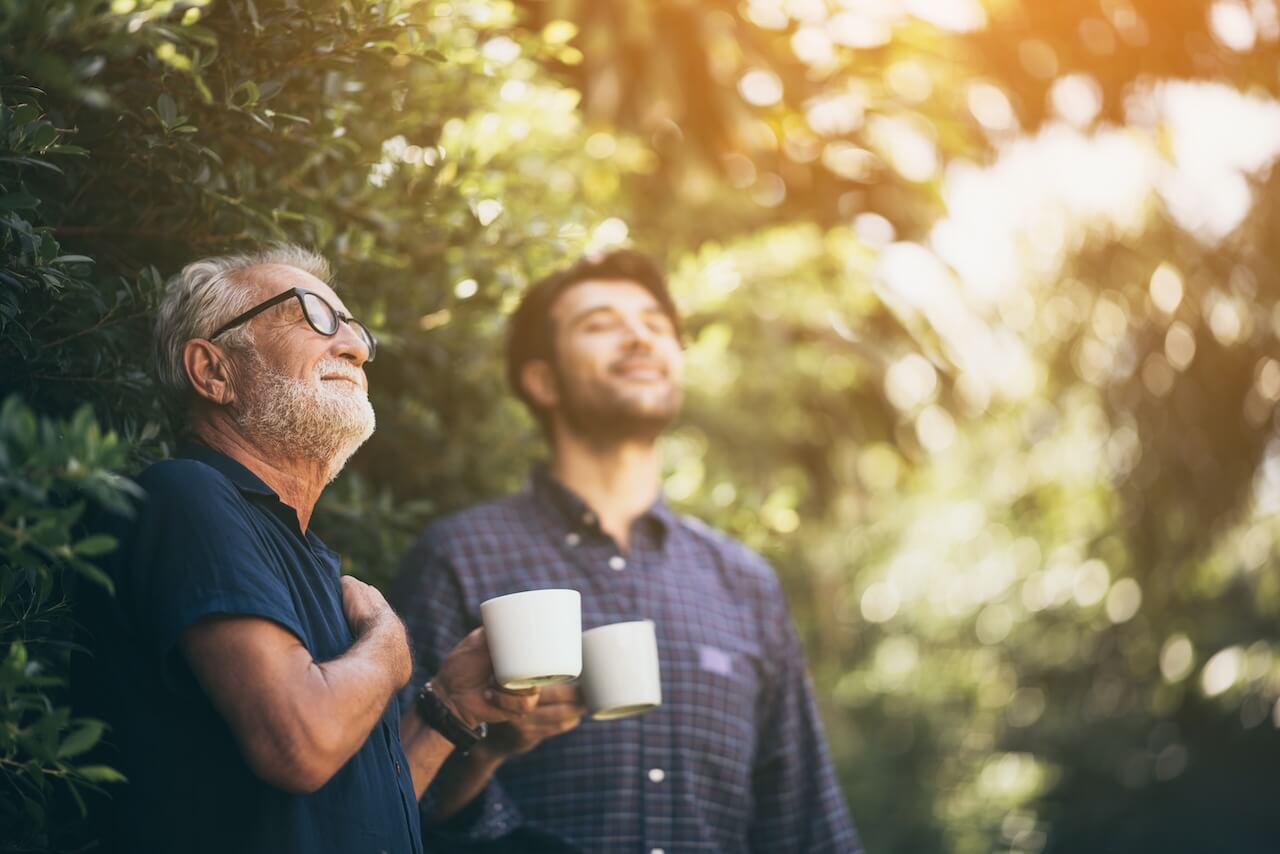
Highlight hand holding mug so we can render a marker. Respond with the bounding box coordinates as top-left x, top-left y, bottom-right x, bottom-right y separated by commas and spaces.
476, 683, 587, 759
433, 627, 539, 728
